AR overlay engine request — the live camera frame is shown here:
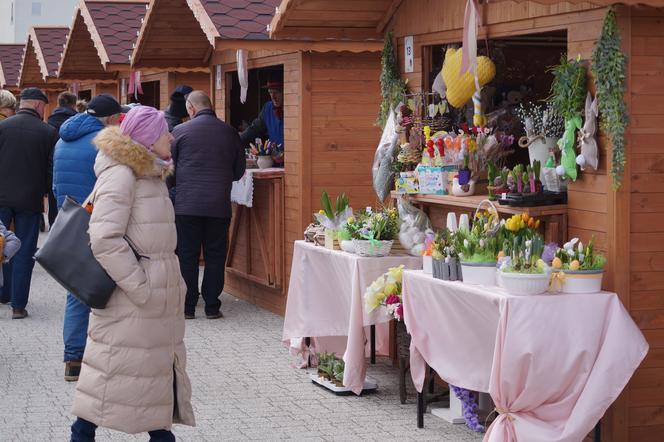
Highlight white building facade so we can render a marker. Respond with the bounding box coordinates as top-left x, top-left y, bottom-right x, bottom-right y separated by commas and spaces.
0, 0, 77, 43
